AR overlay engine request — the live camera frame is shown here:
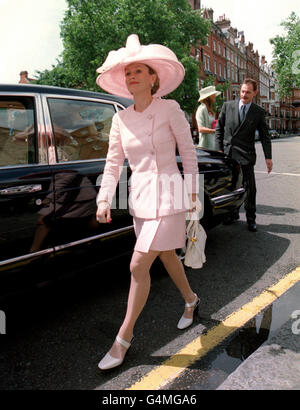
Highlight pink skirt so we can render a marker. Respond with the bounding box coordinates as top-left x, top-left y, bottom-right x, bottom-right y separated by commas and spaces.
133, 212, 186, 253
